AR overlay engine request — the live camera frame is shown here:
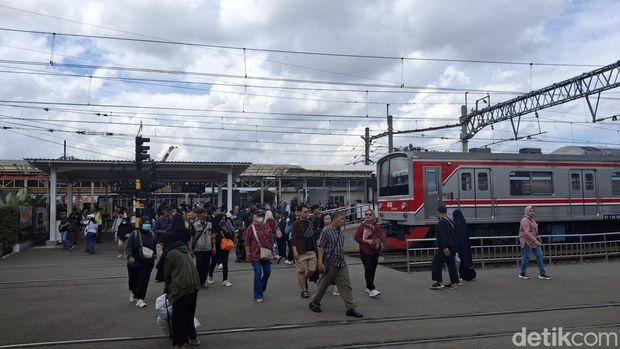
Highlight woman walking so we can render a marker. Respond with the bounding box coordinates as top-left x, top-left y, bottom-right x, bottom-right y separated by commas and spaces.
519, 206, 551, 280
82, 214, 98, 254
214, 218, 234, 287
126, 216, 157, 308
163, 221, 201, 348
354, 209, 385, 298
117, 217, 132, 259
453, 209, 476, 281
244, 209, 274, 303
